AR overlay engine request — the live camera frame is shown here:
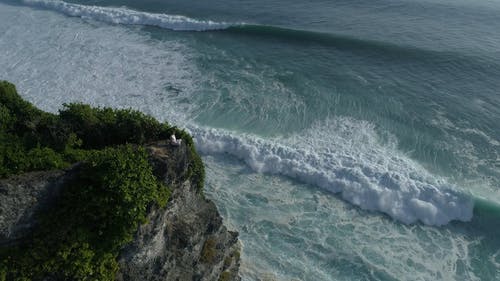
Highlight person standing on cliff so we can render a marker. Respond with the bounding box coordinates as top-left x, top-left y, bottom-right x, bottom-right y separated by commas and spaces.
170, 134, 182, 146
